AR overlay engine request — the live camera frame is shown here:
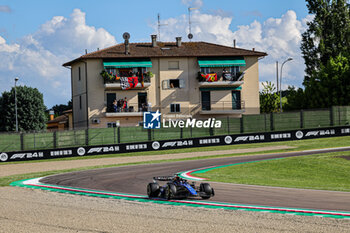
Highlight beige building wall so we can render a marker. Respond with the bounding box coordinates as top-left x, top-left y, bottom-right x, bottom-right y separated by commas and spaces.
71, 55, 261, 128
71, 62, 88, 129
241, 56, 260, 114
